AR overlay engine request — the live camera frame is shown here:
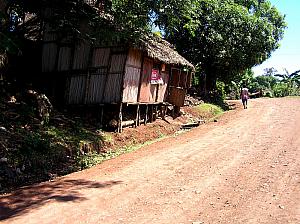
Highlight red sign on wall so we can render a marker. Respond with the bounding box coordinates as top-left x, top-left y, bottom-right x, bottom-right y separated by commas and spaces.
151, 69, 163, 84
